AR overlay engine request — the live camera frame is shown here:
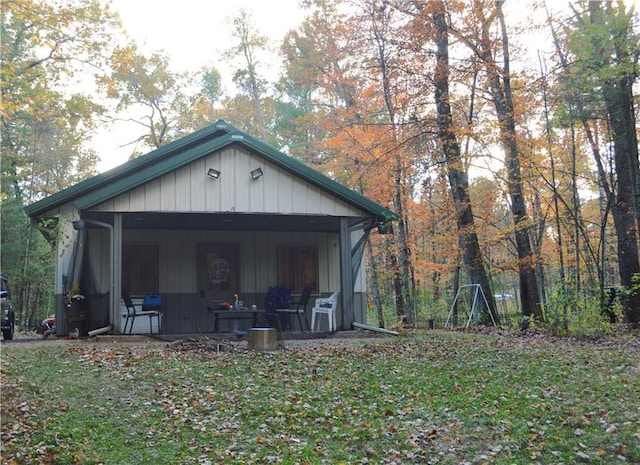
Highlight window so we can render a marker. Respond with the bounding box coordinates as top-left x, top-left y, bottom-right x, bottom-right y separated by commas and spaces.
122, 244, 159, 294
276, 246, 318, 293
